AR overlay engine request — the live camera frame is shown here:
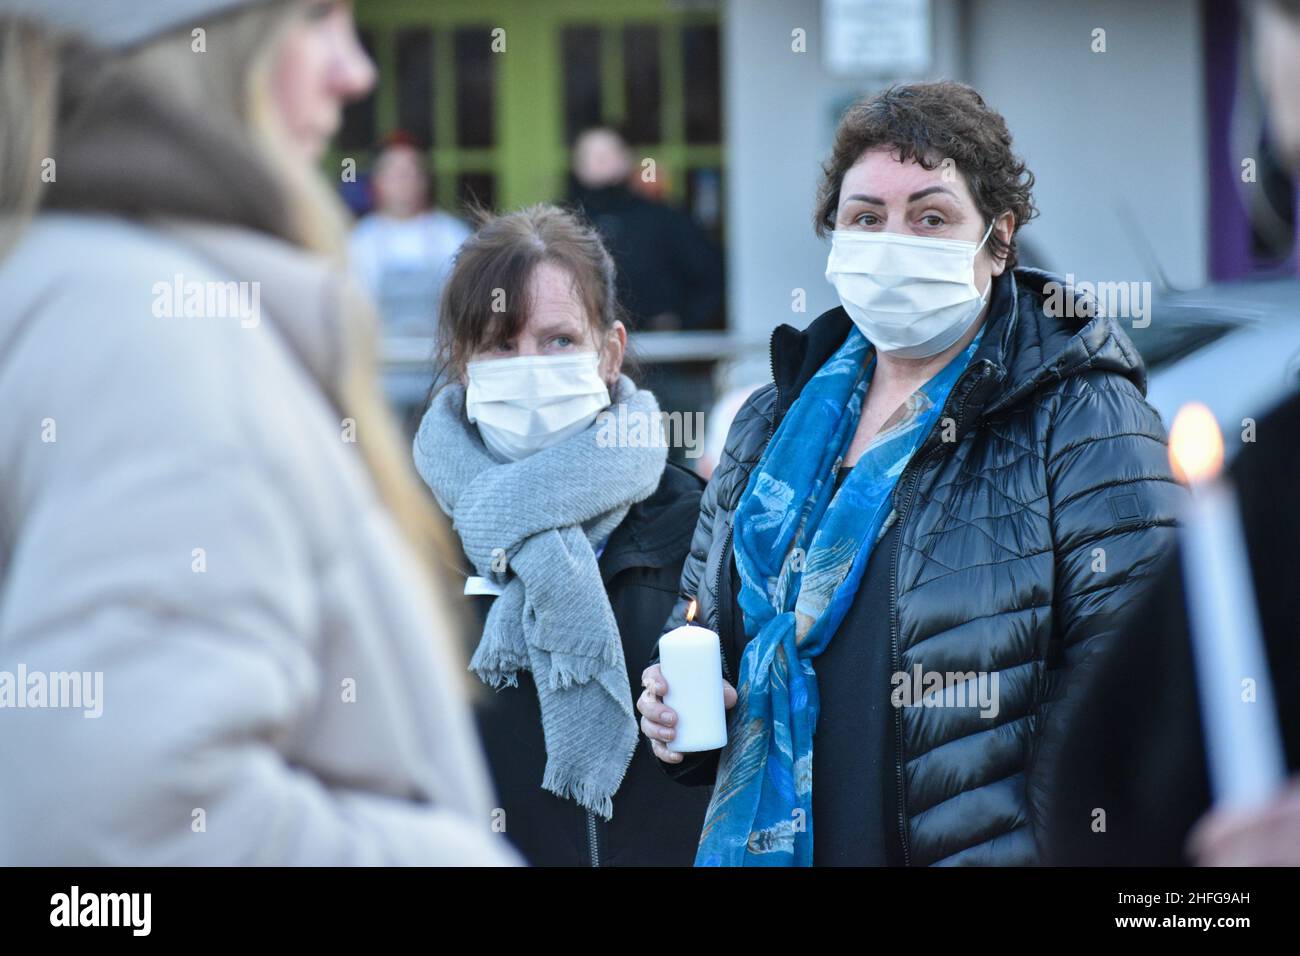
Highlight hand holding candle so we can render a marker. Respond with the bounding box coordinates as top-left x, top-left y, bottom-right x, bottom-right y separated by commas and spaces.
640, 599, 735, 760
